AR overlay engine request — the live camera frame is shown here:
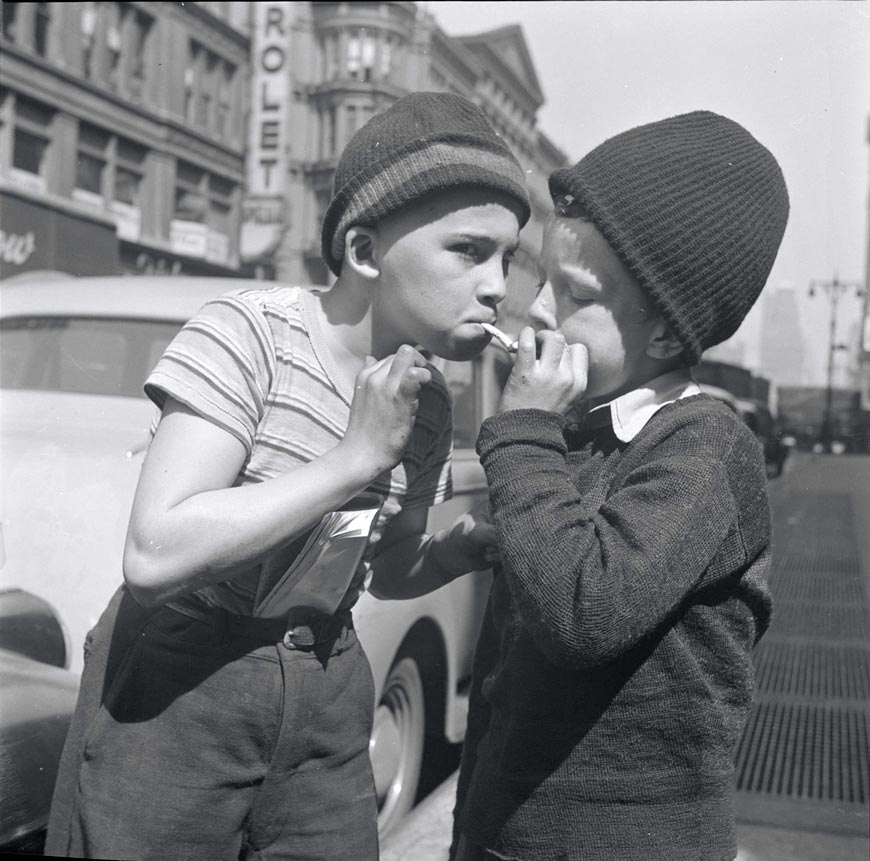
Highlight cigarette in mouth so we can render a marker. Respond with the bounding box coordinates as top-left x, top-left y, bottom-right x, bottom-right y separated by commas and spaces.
480, 322, 519, 354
